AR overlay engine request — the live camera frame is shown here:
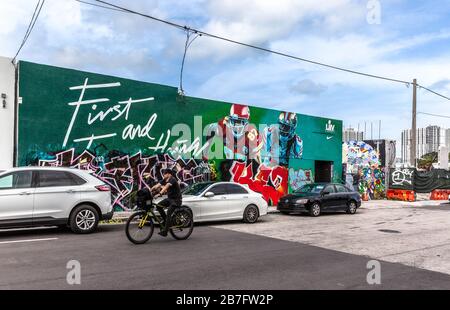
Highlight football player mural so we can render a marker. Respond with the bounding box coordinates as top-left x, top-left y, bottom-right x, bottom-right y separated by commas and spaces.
263, 111, 303, 167
205, 104, 263, 162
